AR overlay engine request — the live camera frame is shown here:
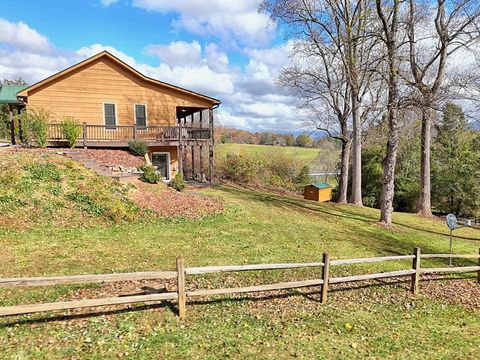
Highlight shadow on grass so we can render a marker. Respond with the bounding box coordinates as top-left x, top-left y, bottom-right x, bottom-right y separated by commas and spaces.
1, 274, 475, 327
219, 185, 480, 242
